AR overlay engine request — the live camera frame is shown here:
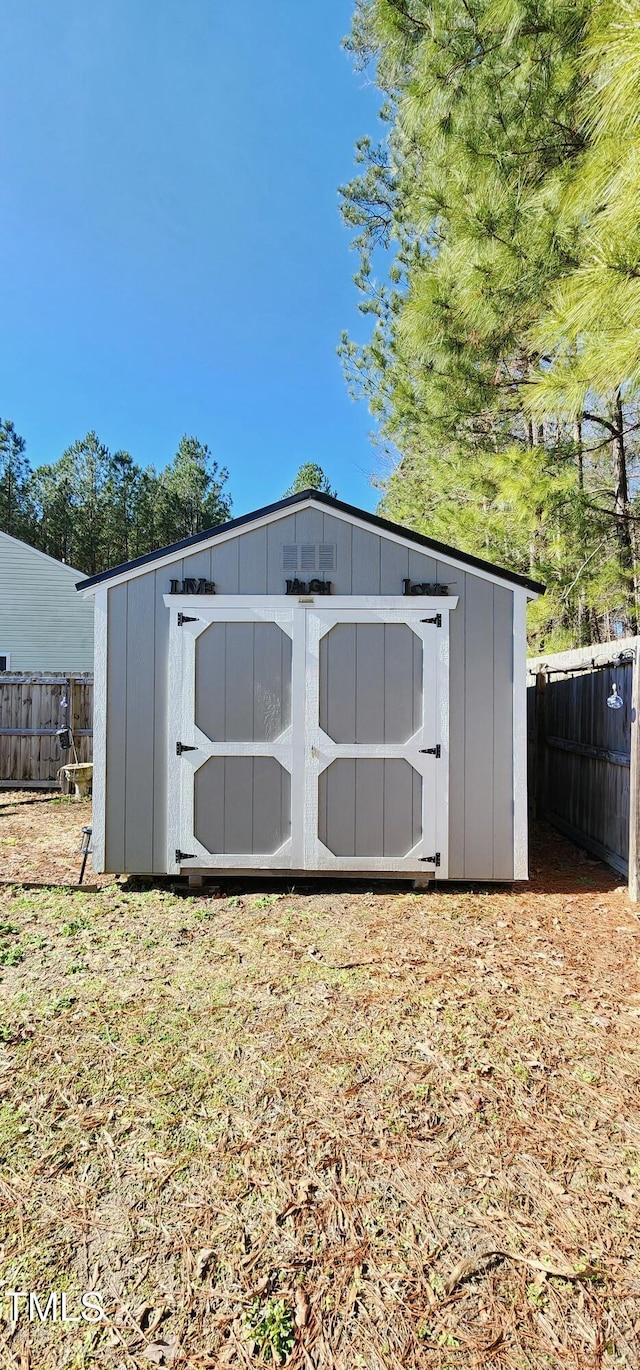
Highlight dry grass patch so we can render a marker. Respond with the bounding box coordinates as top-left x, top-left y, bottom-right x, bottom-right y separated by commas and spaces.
0, 792, 108, 888
0, 808, 638, 1367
